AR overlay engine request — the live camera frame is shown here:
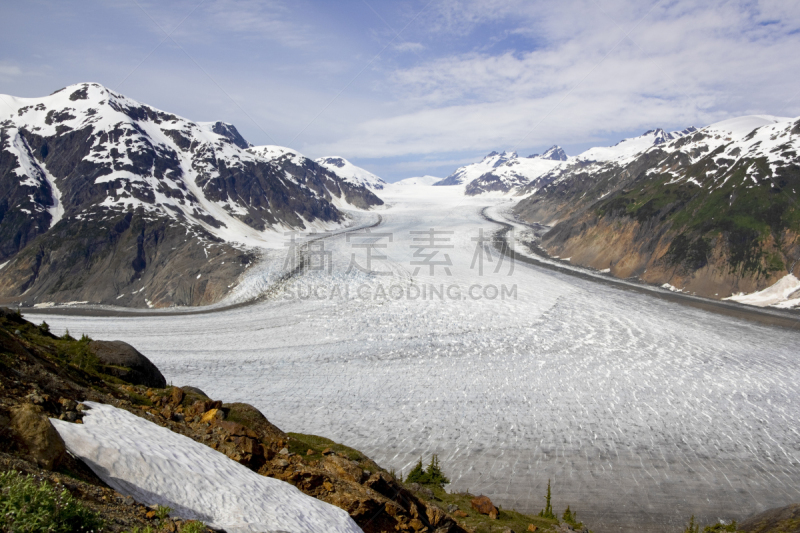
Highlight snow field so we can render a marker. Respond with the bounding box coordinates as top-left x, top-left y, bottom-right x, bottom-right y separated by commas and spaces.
52, 402, 363, 533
